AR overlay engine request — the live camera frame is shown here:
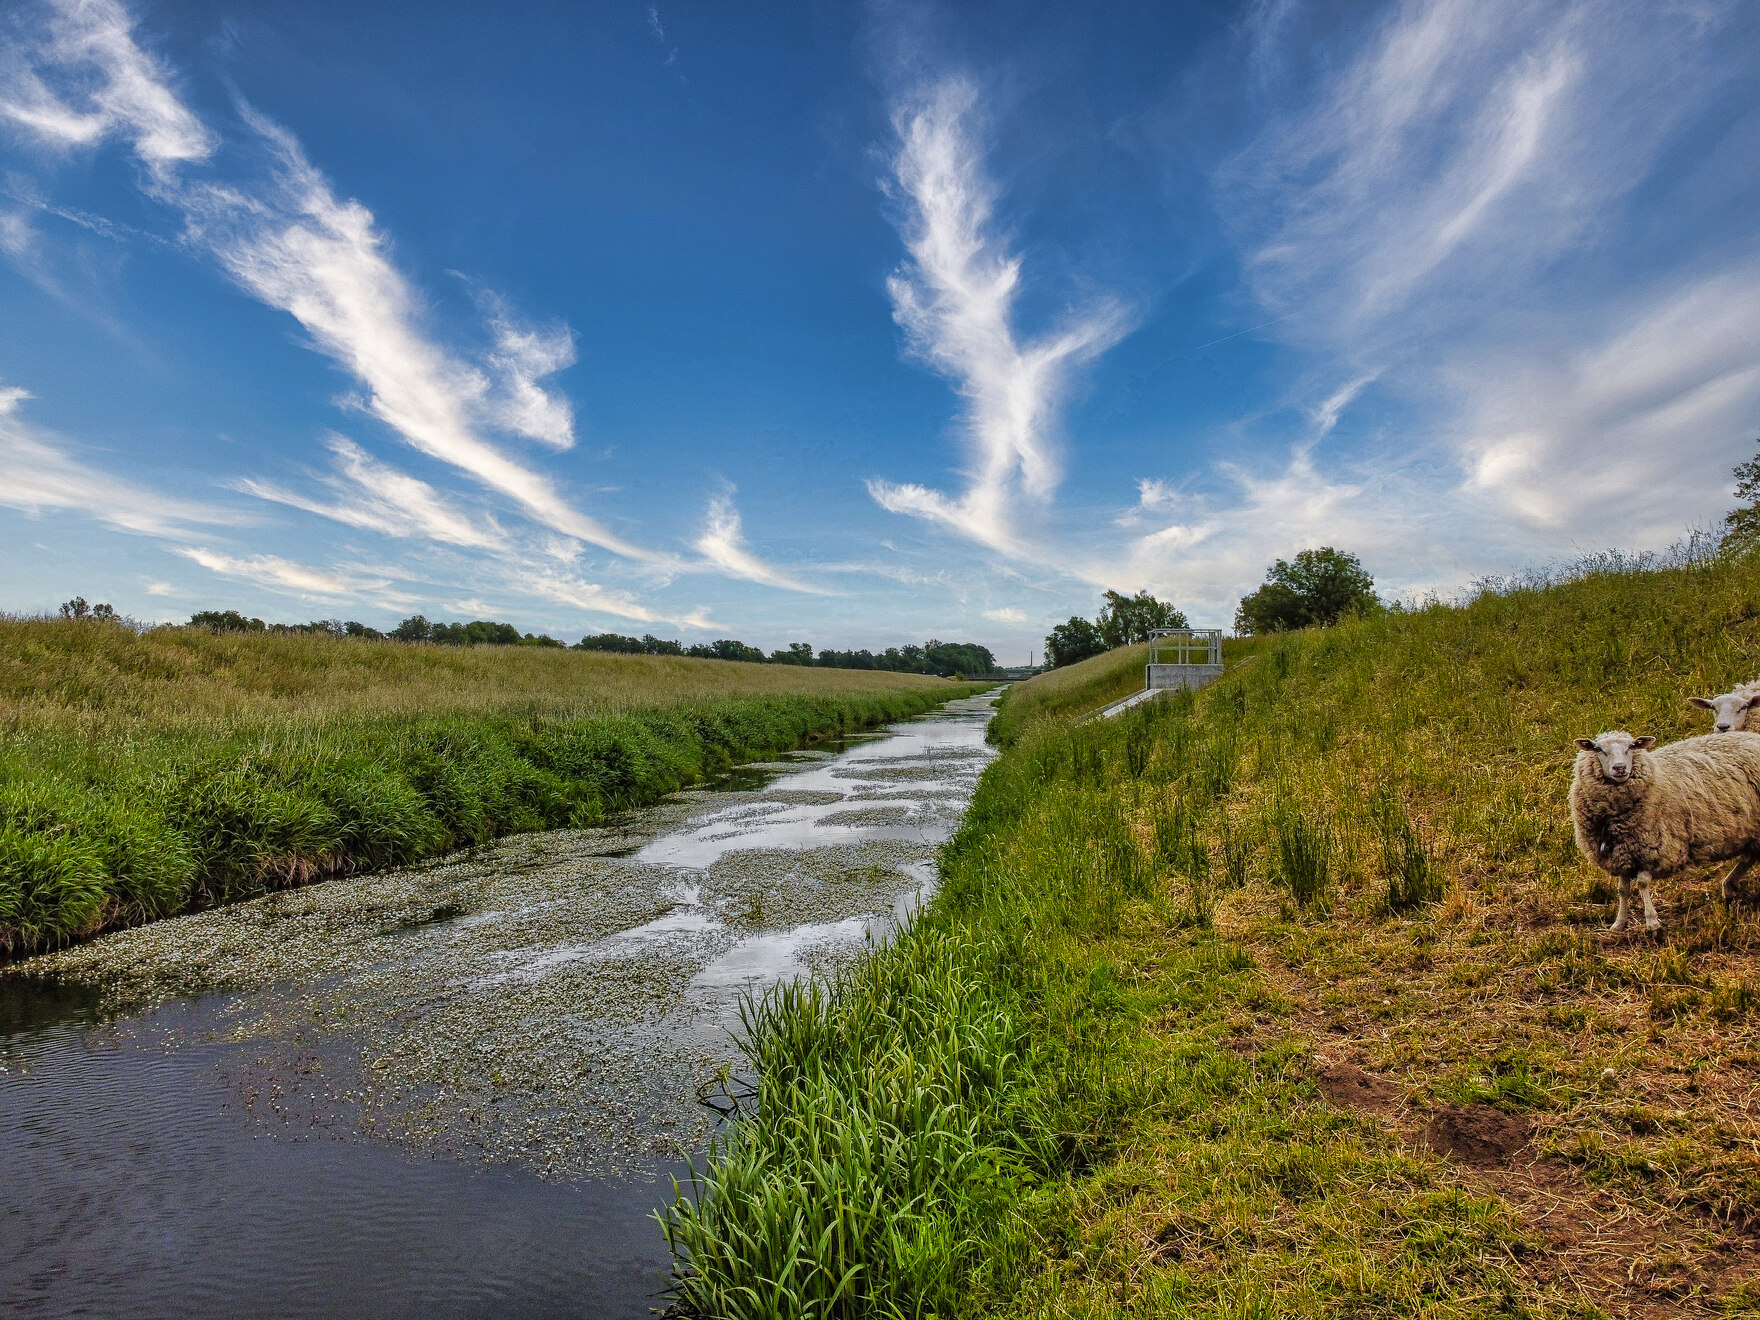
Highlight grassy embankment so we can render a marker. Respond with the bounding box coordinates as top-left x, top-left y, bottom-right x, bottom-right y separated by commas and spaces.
665, 546, 1760, 1318
0, 618, 967, 958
